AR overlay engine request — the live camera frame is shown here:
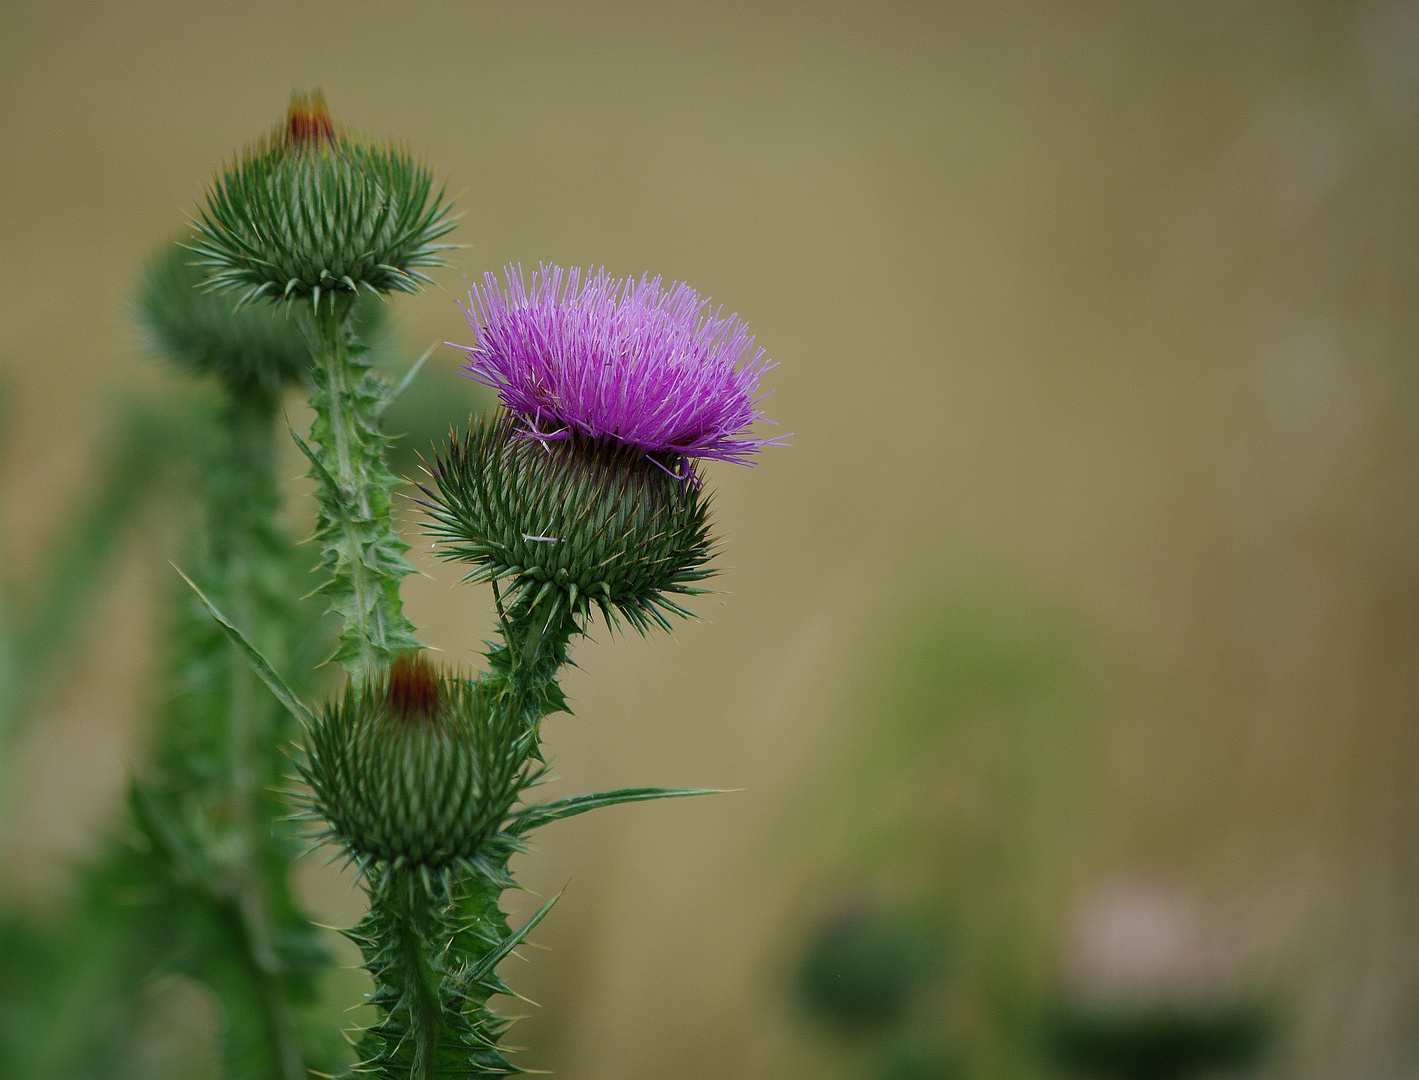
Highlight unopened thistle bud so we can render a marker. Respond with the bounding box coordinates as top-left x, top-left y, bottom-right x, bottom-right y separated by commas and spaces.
422, 416, 714, 633
299, 653, 524, 876
192, 91, 456, 311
